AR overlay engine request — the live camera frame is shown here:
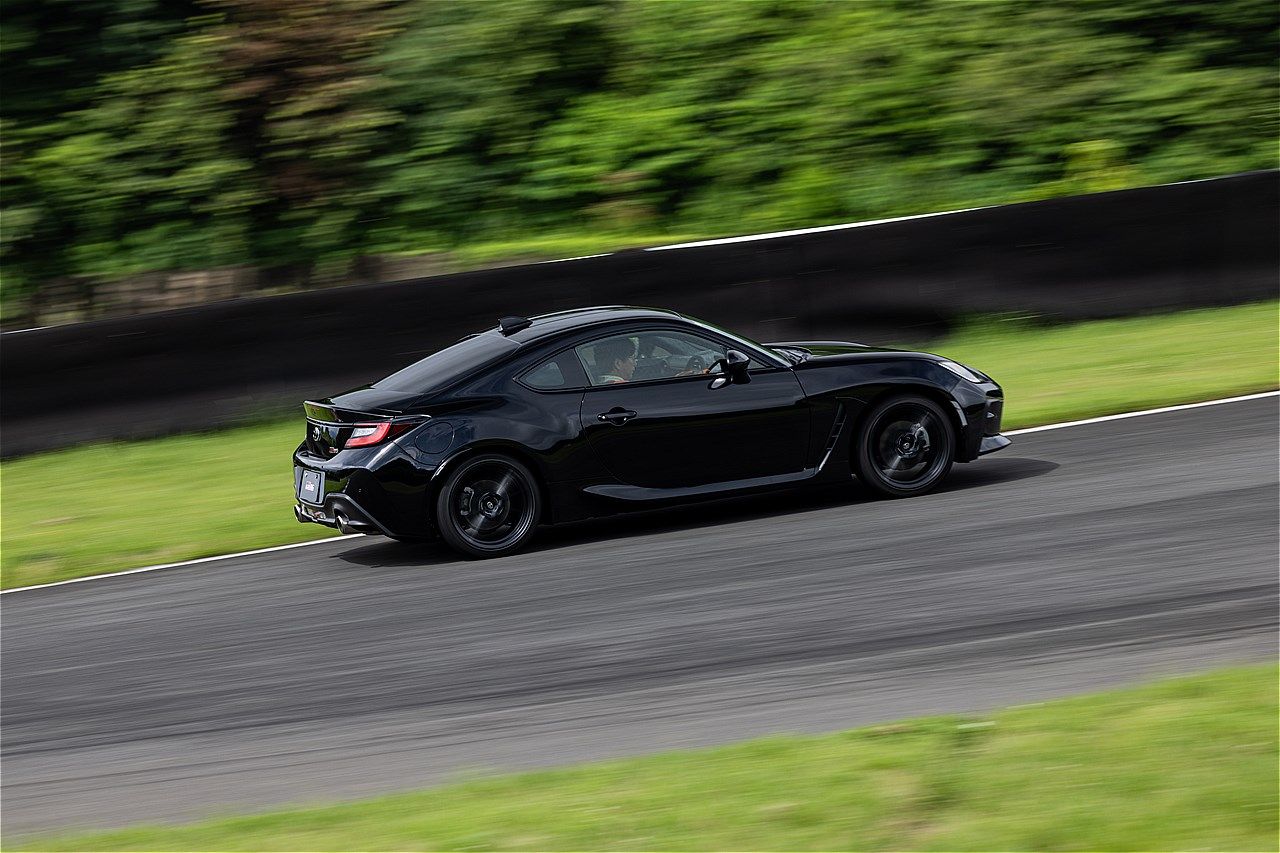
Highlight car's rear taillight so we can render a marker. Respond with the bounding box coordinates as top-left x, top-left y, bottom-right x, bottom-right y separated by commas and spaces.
344, 421, 414, 449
